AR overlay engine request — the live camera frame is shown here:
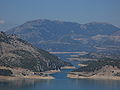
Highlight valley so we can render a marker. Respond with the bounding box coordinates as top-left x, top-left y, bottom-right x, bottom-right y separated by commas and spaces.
0, 19, 120, 81
1, 0, 120, 90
